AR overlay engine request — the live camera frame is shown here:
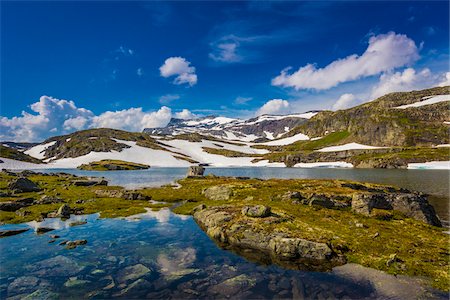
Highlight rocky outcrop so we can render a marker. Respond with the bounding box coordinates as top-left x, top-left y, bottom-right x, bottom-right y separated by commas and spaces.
193, 206, 343, 271
8, 177, 41, 193
0, 228, 29, 237
94, 189, 150, 200
187, 166, 205, 177
352, 192, 441, 226
202, 185, 234, 201
73, 178, 108, 186
0, 197, 34, 211
241, 205, 271, 217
